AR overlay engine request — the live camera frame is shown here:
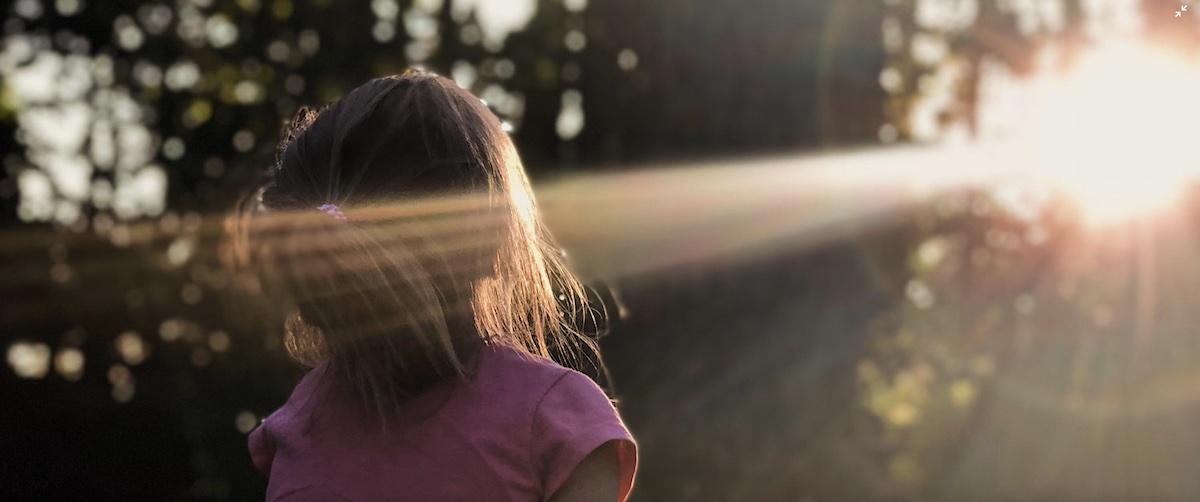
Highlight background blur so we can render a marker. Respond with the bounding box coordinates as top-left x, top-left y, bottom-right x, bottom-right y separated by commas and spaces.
4, 0, 1200, 500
